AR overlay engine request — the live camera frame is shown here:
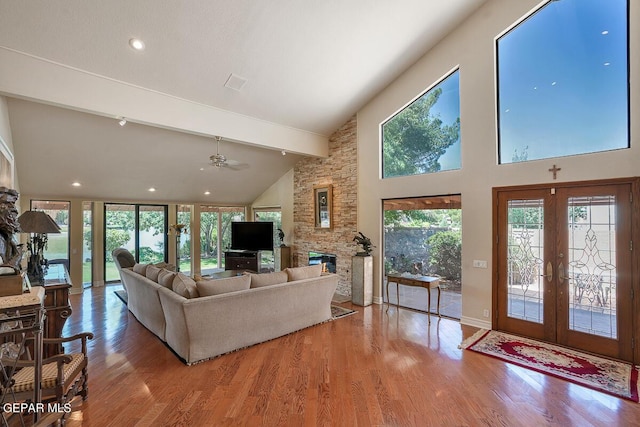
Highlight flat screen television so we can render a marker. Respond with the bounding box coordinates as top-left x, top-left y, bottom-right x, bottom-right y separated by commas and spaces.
231, 221, 274, 252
